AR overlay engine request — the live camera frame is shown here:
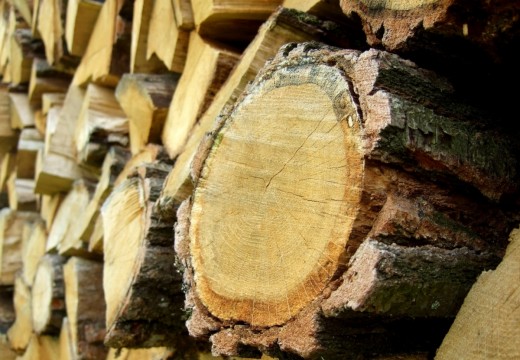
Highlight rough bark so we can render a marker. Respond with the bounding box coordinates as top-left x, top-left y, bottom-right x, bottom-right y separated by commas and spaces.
176, 42, 519, 359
